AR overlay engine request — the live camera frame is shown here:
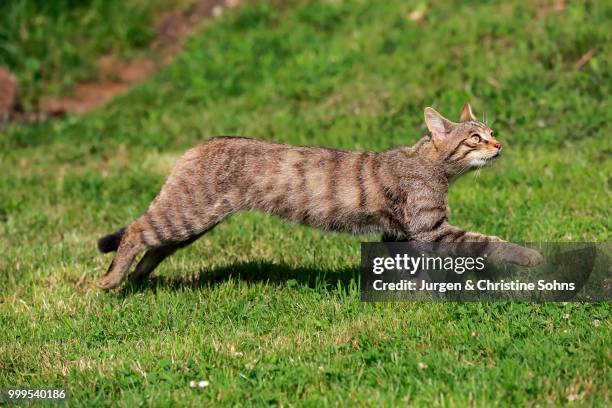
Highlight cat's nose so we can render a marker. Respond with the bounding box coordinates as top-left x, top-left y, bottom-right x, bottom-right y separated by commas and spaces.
494, 142, 502, 150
